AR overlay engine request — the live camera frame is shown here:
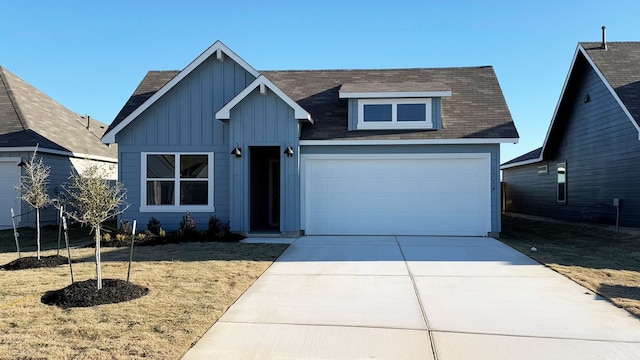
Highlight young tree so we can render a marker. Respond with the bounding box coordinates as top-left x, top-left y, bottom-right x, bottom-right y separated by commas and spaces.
17, 147, 51, 260
62, 164, 129, 290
